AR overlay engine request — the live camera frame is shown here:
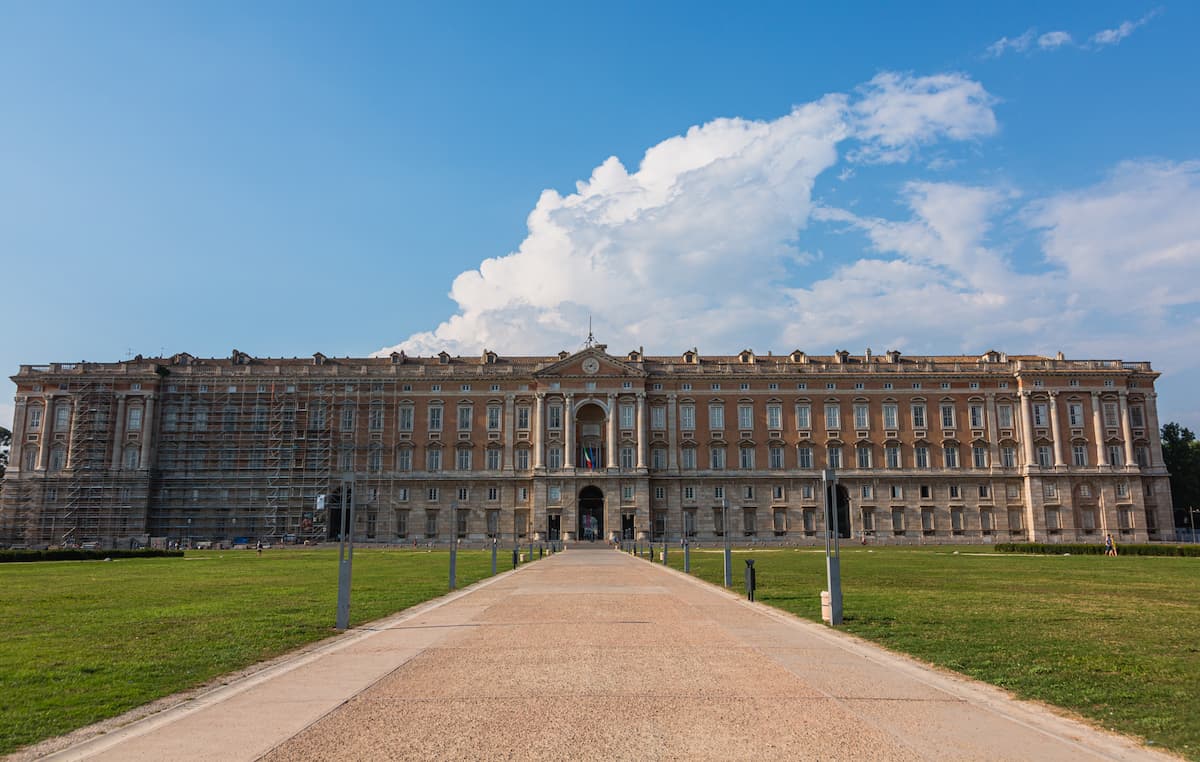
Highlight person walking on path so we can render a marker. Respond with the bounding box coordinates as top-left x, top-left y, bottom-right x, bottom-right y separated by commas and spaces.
1104, 534, 1117, 556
